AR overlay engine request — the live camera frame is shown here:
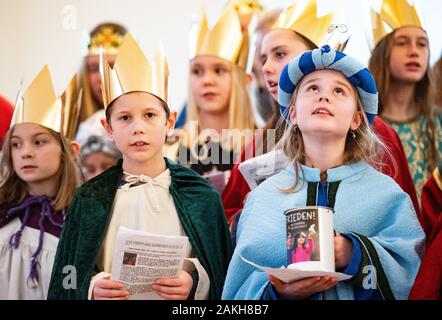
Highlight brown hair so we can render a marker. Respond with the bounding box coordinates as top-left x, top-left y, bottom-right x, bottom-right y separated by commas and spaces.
257, 30, 317, 155
368, 30, 438, 172
432, 55, 442, 107
277, 86, 385, 193
0, 125, 80, 224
